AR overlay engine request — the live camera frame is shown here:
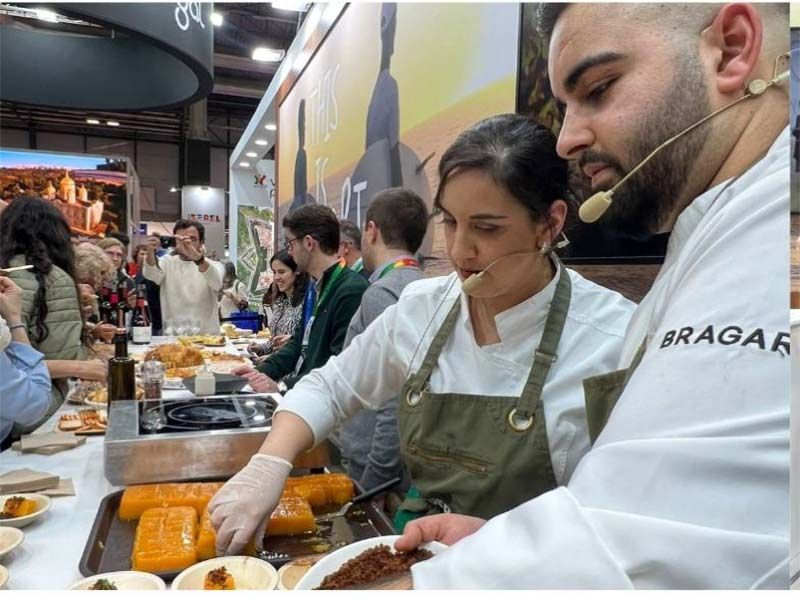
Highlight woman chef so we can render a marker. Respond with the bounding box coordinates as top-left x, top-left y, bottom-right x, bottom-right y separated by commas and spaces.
208, 114, 635, 555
